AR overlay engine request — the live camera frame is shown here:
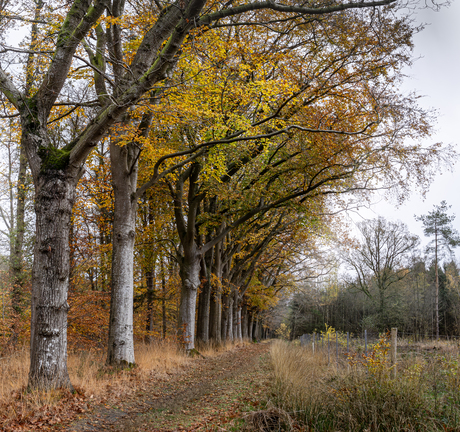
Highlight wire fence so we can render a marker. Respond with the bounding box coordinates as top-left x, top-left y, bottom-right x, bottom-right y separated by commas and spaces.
298, 328, 460, 368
